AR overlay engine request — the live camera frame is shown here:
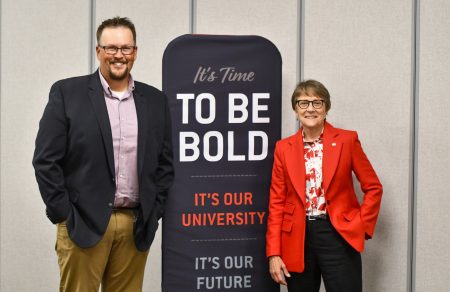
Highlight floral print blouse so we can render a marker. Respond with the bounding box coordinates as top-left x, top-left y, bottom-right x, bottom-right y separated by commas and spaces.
303, 133, 326, 216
